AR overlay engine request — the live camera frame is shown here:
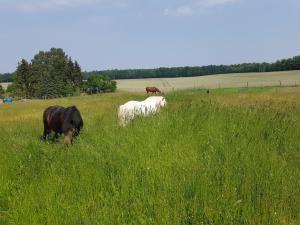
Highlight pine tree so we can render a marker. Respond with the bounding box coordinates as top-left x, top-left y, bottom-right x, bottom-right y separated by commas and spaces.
30, 48, 81, 98
0, 85, 5, 98
73, 61, 83, 89
15, 59, 31, 97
